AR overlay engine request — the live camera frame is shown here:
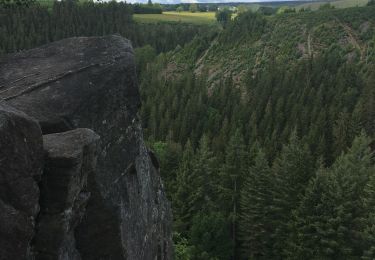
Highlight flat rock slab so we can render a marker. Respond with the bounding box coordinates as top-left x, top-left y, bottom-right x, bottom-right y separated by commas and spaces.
43, 128, 100, 168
